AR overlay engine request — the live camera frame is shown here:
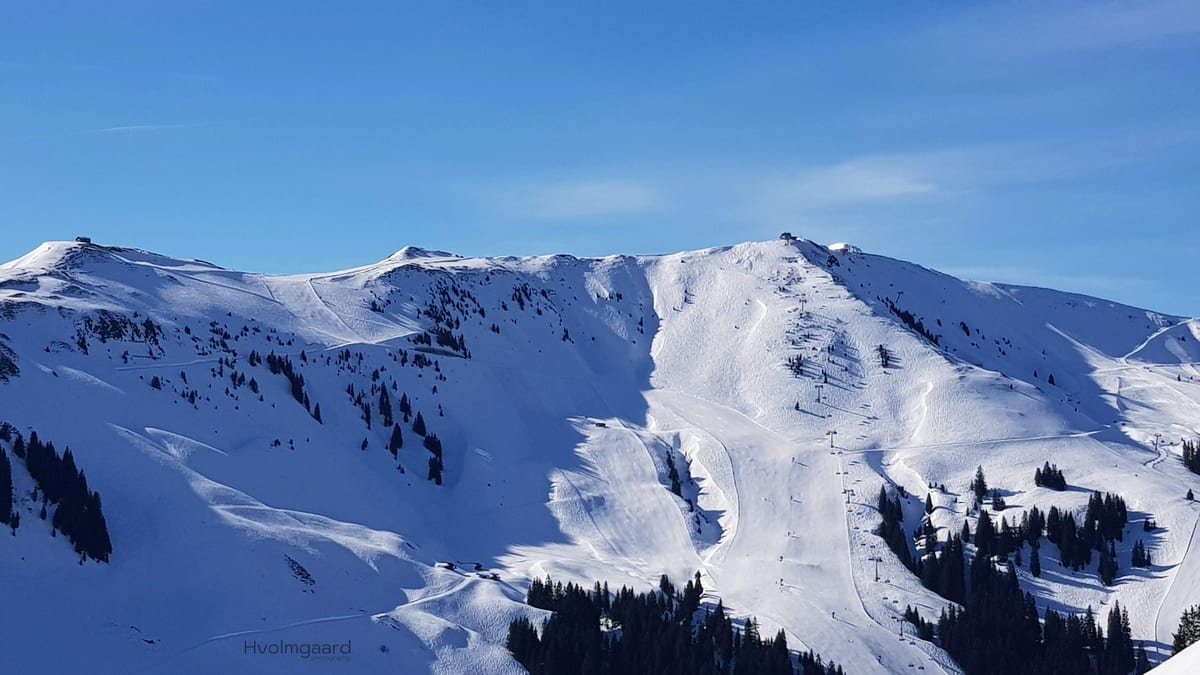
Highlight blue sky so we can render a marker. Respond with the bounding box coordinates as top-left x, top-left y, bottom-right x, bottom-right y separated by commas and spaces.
2, 2, 1198, 314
